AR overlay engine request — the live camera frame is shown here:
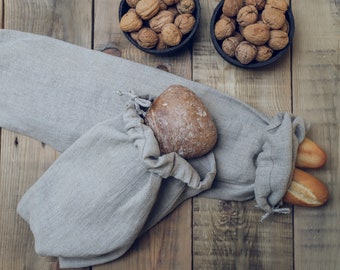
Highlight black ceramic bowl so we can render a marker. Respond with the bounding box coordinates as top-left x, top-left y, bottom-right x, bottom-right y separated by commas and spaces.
210, 1, 295, 69
119, 0, 201, 56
